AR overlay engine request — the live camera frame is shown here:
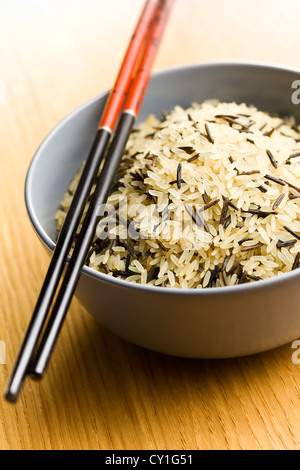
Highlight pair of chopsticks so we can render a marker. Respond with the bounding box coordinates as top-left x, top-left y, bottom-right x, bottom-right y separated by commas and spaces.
5, 0, 174, 403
